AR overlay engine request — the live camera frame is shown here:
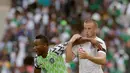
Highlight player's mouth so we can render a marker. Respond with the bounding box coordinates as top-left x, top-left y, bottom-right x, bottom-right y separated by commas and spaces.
86, 34, 89, 37
35, 50, 38, 53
